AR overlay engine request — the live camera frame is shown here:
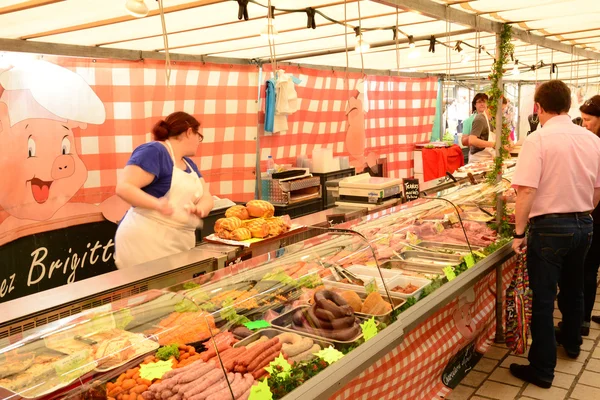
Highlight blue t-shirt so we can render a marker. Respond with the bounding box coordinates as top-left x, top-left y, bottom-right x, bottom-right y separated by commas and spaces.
127, 141, 202, 198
